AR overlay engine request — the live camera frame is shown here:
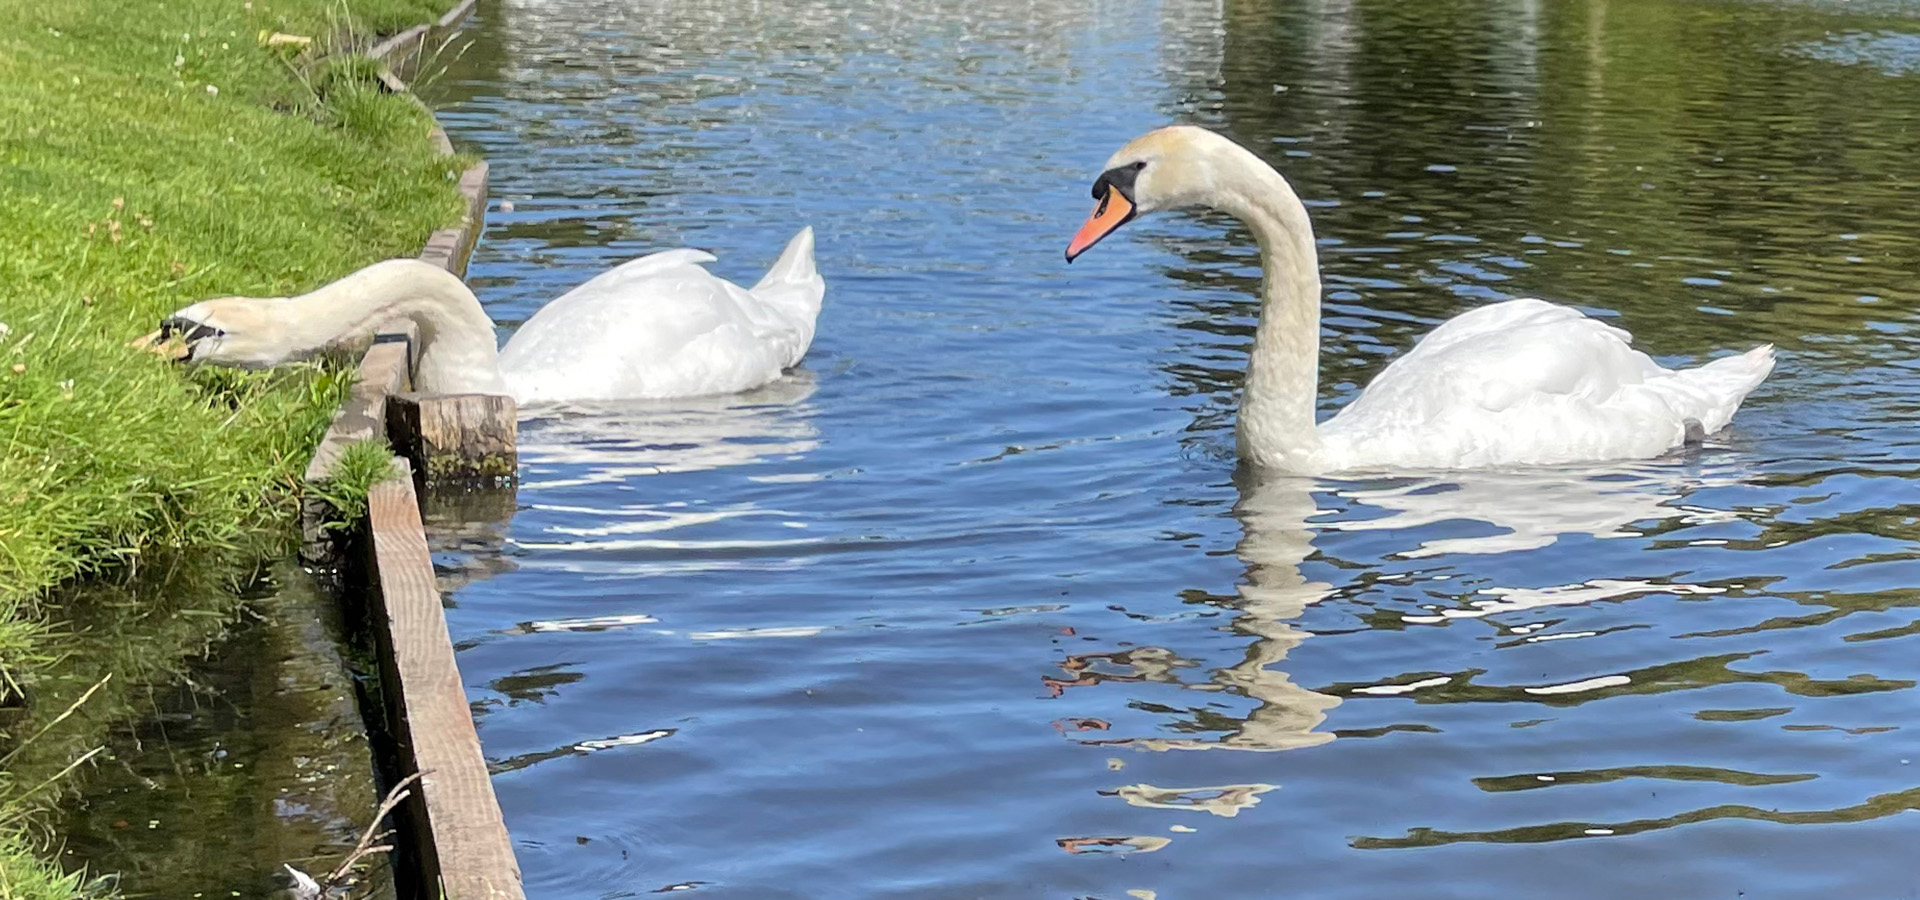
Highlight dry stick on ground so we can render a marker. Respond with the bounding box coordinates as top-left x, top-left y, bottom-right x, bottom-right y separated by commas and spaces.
286, 770, 430, 899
